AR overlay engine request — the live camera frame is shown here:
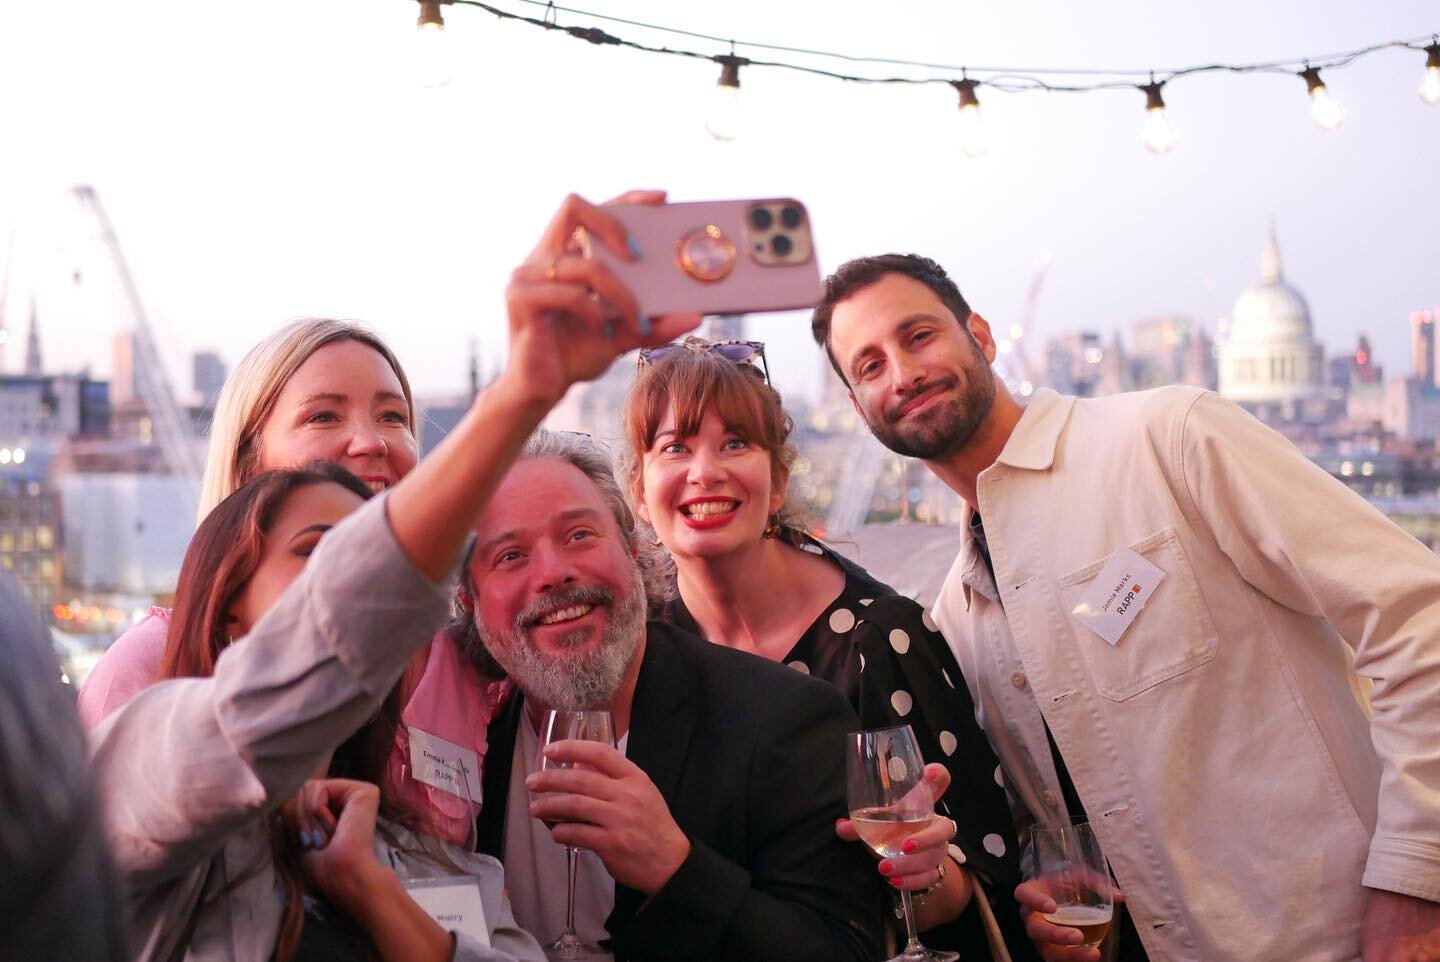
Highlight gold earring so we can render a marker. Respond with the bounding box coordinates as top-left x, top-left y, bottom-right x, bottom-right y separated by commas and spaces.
763, 514, 781, 539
